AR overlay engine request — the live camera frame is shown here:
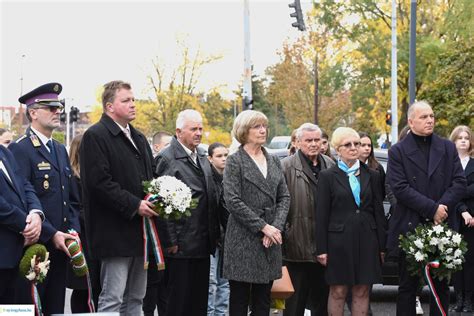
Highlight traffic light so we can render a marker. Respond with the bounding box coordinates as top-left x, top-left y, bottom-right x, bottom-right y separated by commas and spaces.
70, 106, 80, 123
385, 112, 392, 126
289, 0, 305, 31
59, 98, 67, 123
60, 111, 66, 123
242, 97, 253, 111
